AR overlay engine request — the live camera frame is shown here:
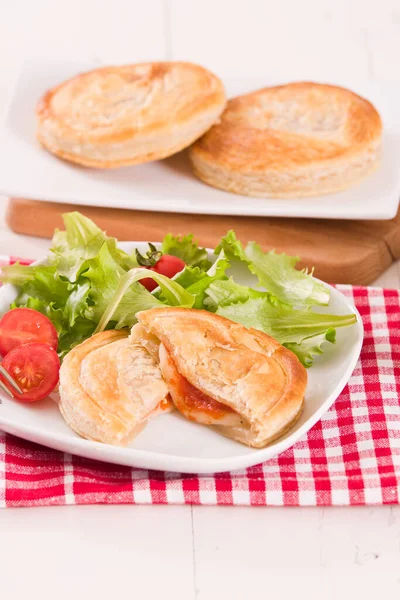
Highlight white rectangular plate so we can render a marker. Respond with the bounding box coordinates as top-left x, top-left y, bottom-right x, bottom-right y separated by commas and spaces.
0, 242, 363, 474
0, 59, 400, 220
